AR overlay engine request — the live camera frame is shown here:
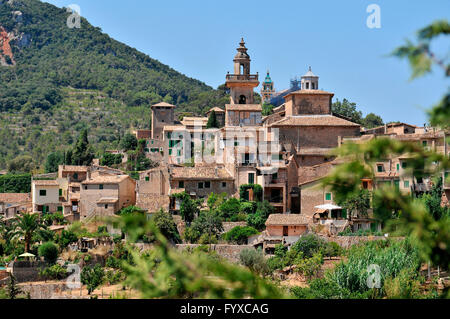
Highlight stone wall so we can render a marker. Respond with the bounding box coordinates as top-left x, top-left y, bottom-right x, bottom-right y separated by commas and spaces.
321, 235, 389, 249
176, 244, 253, 263
12, 261, 47, 282
222, 221, 247, 233
18, 282, 88, 299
